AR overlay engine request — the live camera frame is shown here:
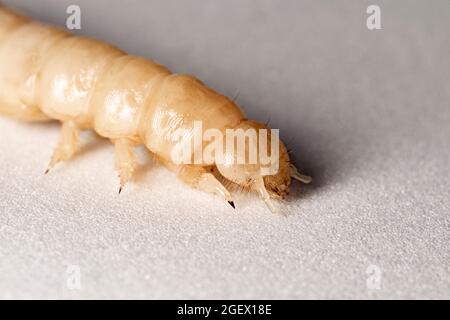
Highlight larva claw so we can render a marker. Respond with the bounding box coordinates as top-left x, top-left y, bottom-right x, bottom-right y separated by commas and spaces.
114, 139, 137, 195
197, 172, 235, 206
159, 158, 235, 208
